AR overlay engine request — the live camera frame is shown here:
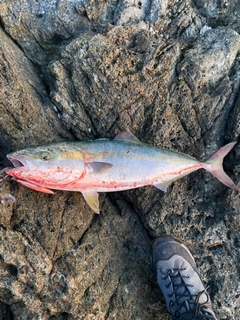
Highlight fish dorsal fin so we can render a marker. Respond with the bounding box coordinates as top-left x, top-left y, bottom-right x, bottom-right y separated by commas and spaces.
86, 162, 113, 174
81, 190, 99, 213
114, 130, 141, 143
